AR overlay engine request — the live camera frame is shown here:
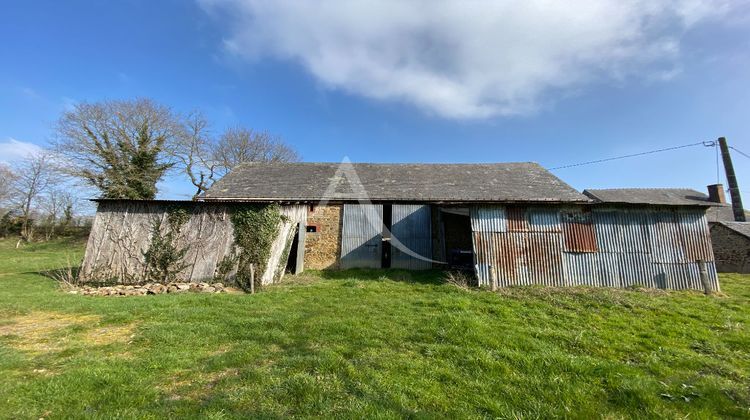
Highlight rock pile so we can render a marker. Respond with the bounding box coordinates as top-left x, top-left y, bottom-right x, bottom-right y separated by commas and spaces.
69, 282, 227, 296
